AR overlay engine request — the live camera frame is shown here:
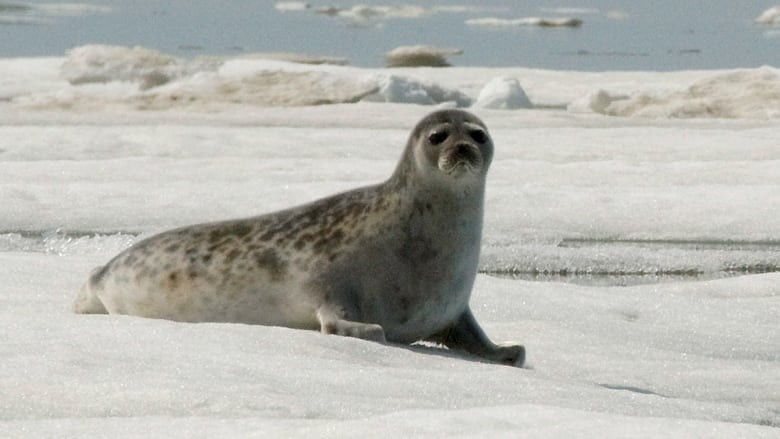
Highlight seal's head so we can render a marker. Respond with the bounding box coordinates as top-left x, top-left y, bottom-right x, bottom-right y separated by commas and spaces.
401, 110, 494, 185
